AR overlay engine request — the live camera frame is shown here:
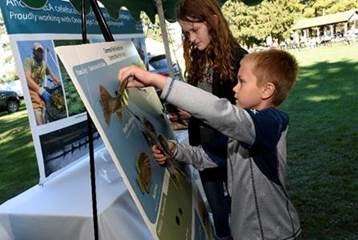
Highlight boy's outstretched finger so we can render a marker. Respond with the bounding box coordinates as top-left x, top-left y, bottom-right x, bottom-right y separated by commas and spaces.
118, 66, 147, 88
118, 66, 138, 85
118, 66, 130, 81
